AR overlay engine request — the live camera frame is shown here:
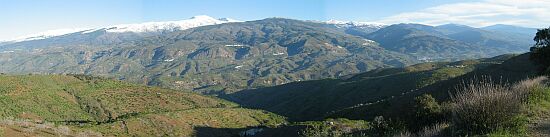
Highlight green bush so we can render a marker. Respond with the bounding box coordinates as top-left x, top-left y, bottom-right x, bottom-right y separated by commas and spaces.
366, 116, 407, 137
299, 119, 368, 137
412, 94, 443, 131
